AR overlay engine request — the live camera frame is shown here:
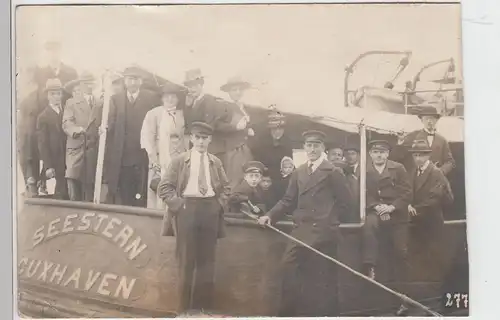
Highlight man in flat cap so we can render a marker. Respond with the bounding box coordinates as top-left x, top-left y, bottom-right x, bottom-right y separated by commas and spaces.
363, 139, 412, 315
102, 66, 161, 206
35, 78, 69, 199
157, 121, 230, 313
62, 71, 102, 201
391, 106, 455, 177
407, 140, 453, 283
258, 130, 352, 317
228, 160, 267, 215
